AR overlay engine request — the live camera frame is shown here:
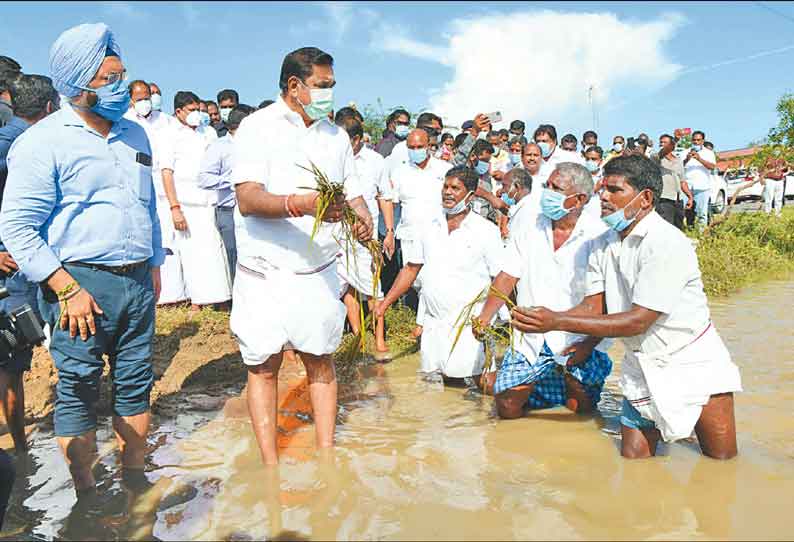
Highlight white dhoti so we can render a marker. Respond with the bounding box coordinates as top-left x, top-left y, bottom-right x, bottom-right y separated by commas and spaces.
156, 196, 188, 305
176, 204, 232, 305
337, 243, 382, 299
230, 260, 346, 364
621, 324, 742, 442
419, 287, 487, 378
